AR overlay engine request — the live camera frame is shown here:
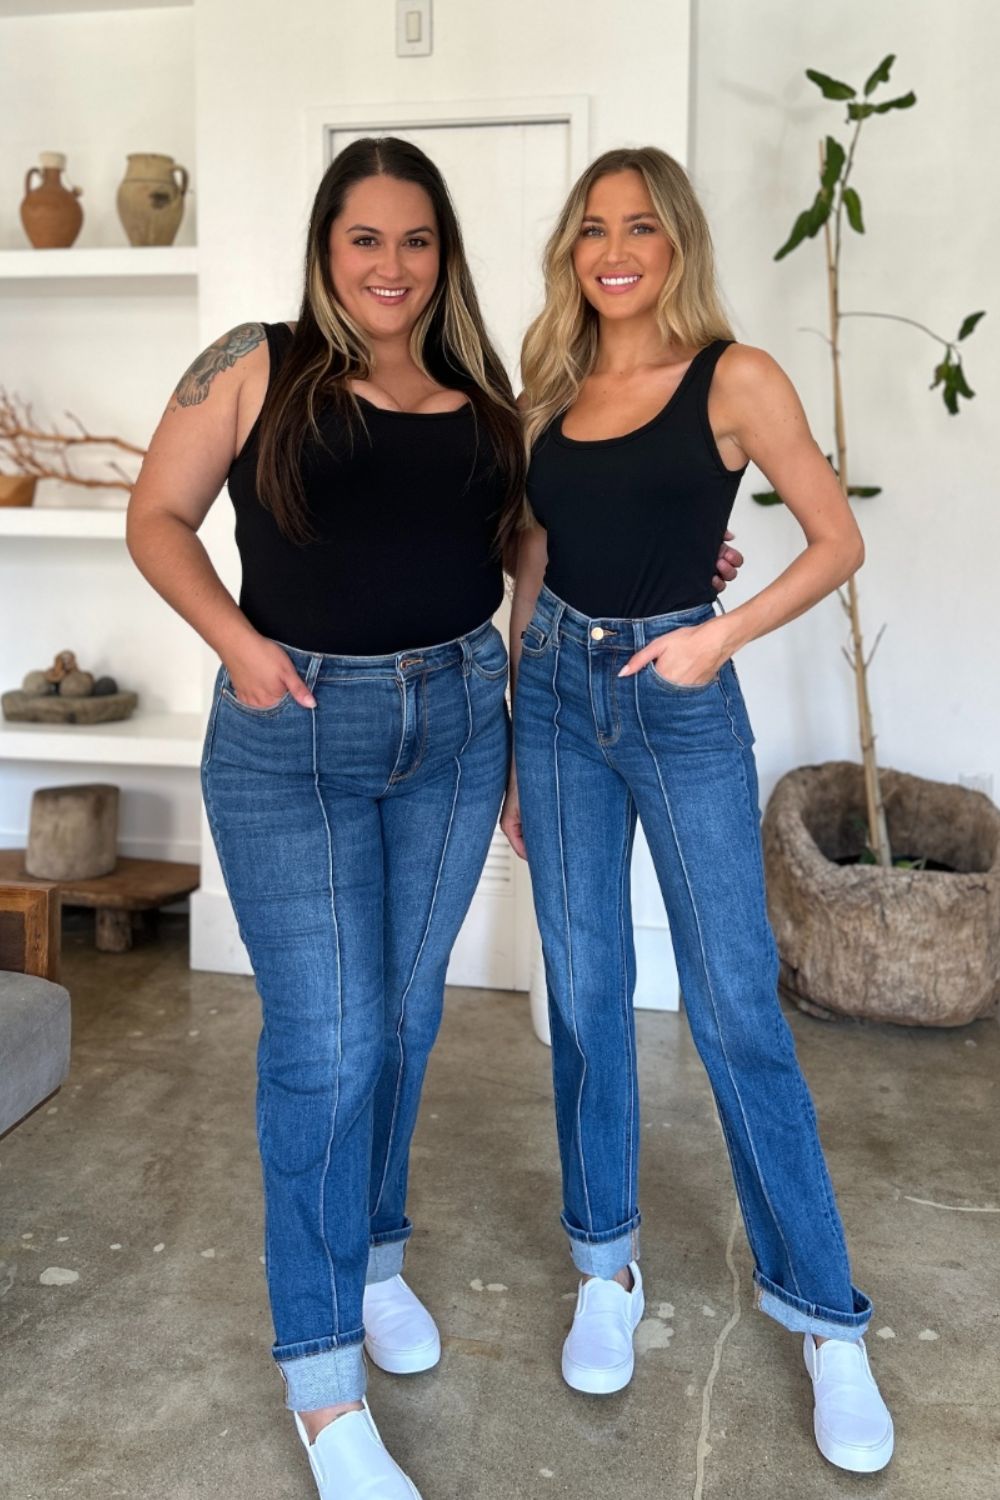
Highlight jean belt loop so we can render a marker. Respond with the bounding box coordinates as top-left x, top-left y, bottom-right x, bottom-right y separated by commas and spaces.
549, 597, 566, 645
305, 654, 323, 692
458, 634, 473, 677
